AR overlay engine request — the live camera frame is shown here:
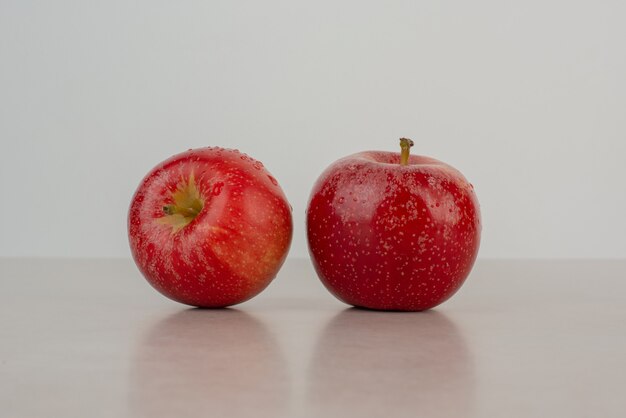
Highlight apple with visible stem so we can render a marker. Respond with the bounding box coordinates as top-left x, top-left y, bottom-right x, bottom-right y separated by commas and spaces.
306, 138, 481, 311
128, 147, 293, 308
